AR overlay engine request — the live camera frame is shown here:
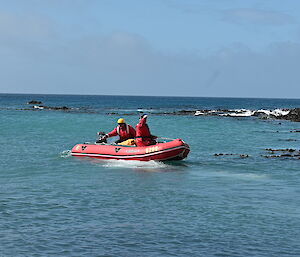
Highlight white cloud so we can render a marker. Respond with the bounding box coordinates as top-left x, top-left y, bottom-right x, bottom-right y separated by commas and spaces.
0, 10, 299, 97
0, 12, 57, 44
